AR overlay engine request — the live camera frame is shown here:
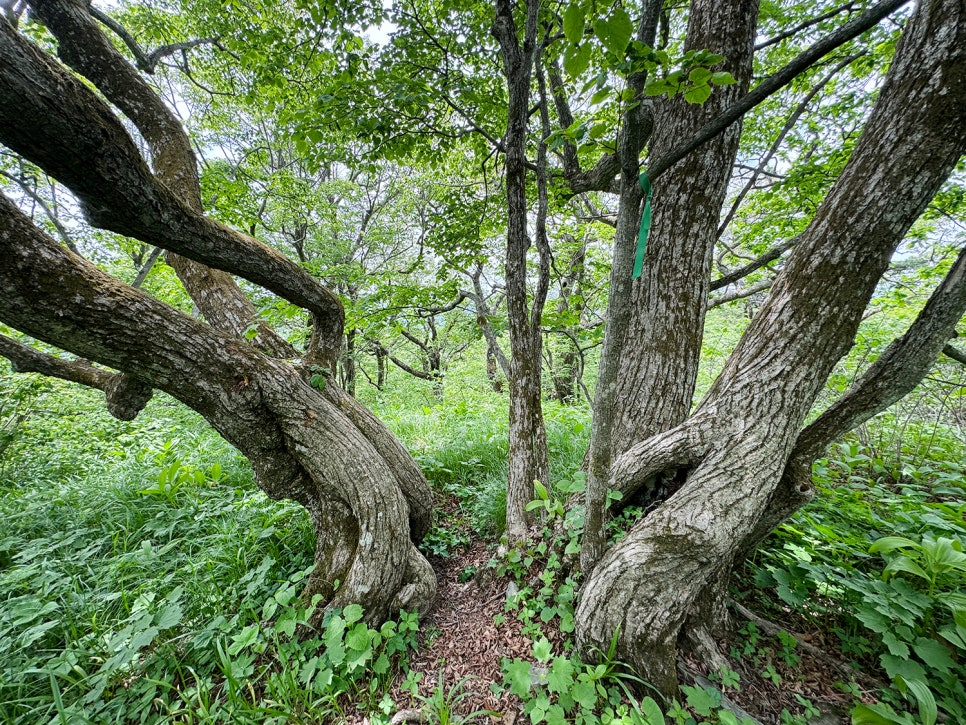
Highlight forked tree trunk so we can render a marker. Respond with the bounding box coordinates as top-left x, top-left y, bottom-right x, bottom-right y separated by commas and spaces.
0, 0, 436, 626
575, 0, 966, 693
493, 0, 551, 541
